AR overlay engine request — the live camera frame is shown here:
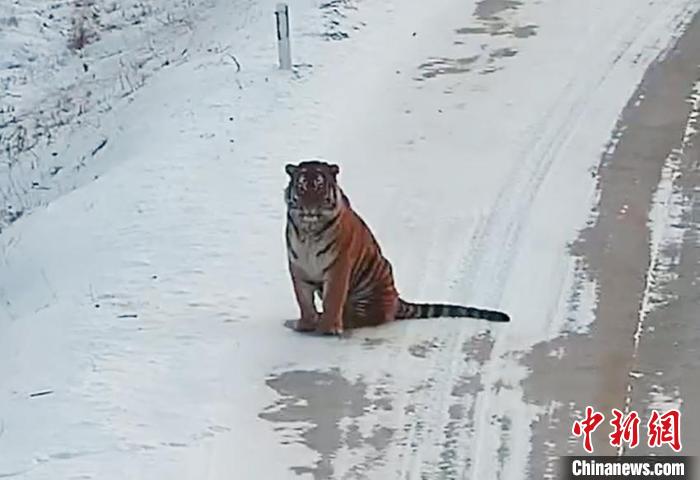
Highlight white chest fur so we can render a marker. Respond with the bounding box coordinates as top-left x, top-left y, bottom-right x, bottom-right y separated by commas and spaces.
287, 229, 332, 282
